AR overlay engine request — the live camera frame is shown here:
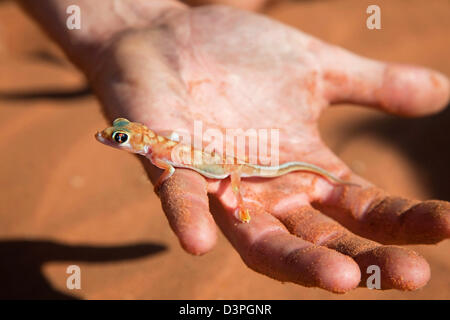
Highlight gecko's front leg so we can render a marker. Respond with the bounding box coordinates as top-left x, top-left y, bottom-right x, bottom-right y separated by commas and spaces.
150, 157, 175, 195
230, 169, 251, 223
